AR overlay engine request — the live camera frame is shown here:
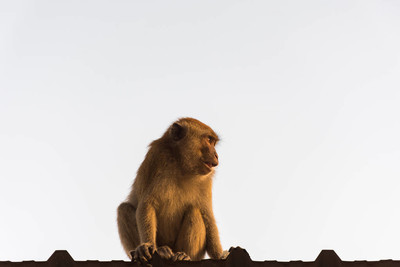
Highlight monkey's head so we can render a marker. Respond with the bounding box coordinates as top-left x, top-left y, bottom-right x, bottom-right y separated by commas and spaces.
167, 118, 219, 176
